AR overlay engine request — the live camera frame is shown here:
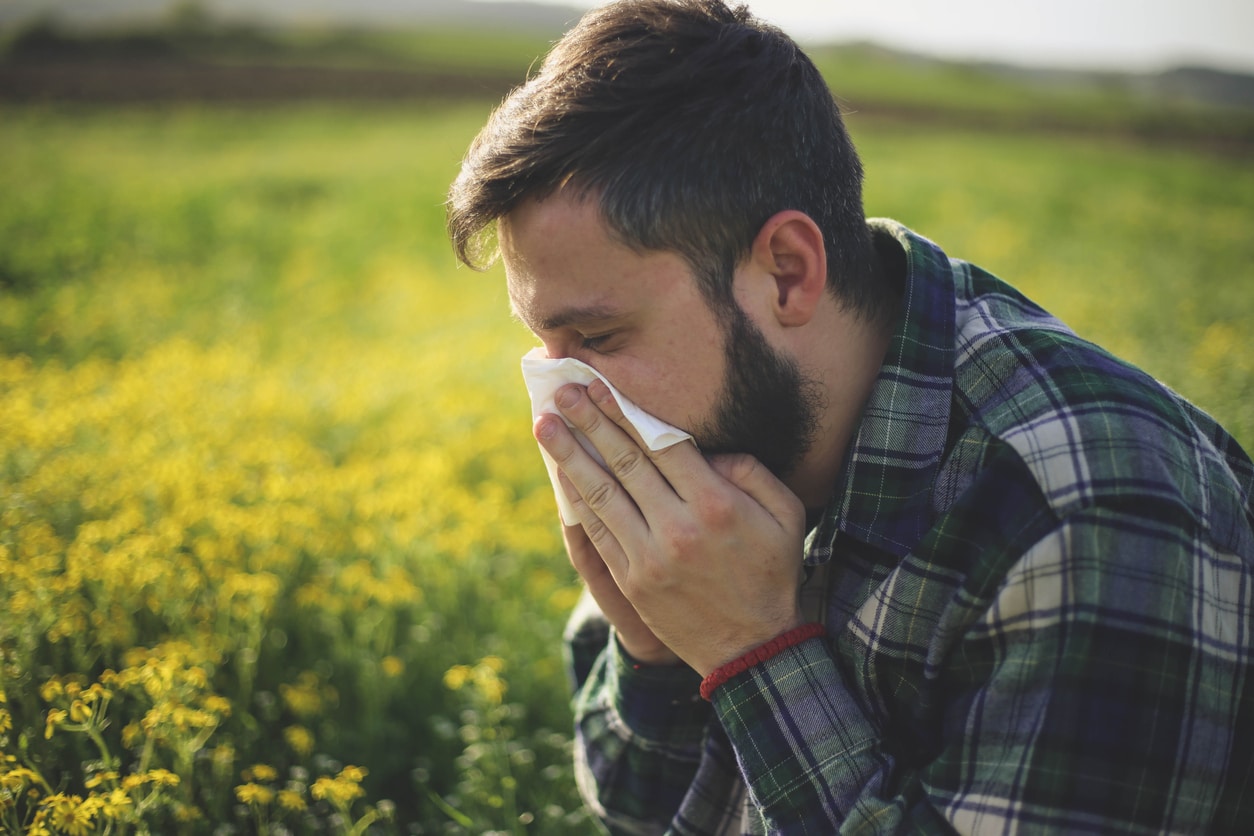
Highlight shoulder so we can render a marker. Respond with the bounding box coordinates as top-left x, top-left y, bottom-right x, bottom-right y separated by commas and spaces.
945, 262, 1251, 550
